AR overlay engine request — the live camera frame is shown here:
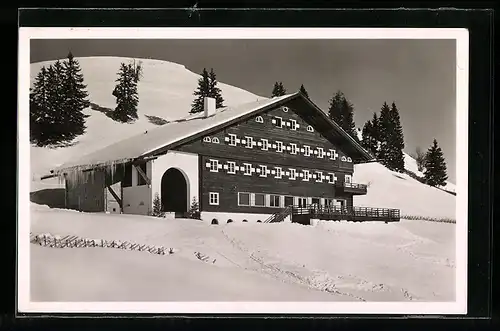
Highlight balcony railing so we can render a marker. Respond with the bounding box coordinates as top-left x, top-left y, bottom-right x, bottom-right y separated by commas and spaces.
335, 181, 368, 195
292, 204, 400, 222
